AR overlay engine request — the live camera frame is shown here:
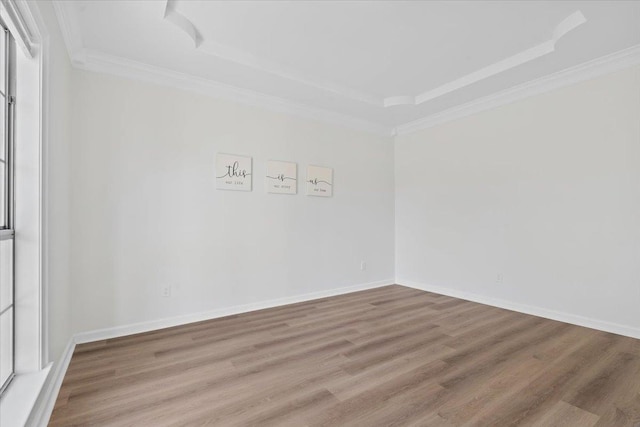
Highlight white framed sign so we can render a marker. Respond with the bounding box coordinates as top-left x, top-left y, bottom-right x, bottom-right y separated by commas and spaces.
266, 160, 297, 194
216, 153, 252, 191
306, 165, 333, 197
